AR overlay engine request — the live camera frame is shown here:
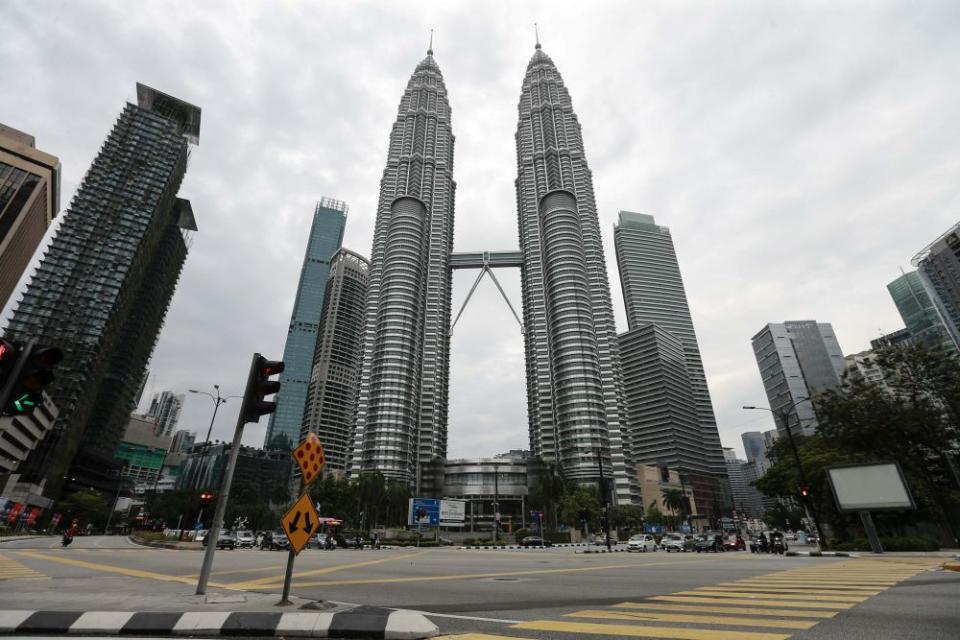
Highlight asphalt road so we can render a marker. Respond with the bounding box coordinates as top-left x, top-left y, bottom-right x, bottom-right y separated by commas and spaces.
1, 535, 957, 639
